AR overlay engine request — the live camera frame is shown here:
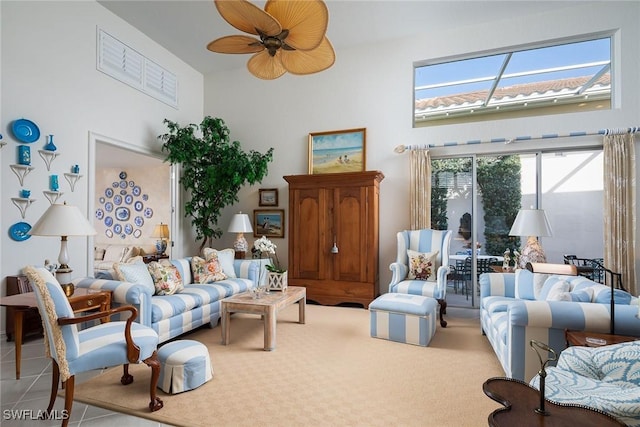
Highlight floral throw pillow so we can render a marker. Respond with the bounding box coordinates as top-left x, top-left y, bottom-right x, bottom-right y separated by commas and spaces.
407, 249, 439, 281
147, 261, 184, 296
191, 254, 227, 284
